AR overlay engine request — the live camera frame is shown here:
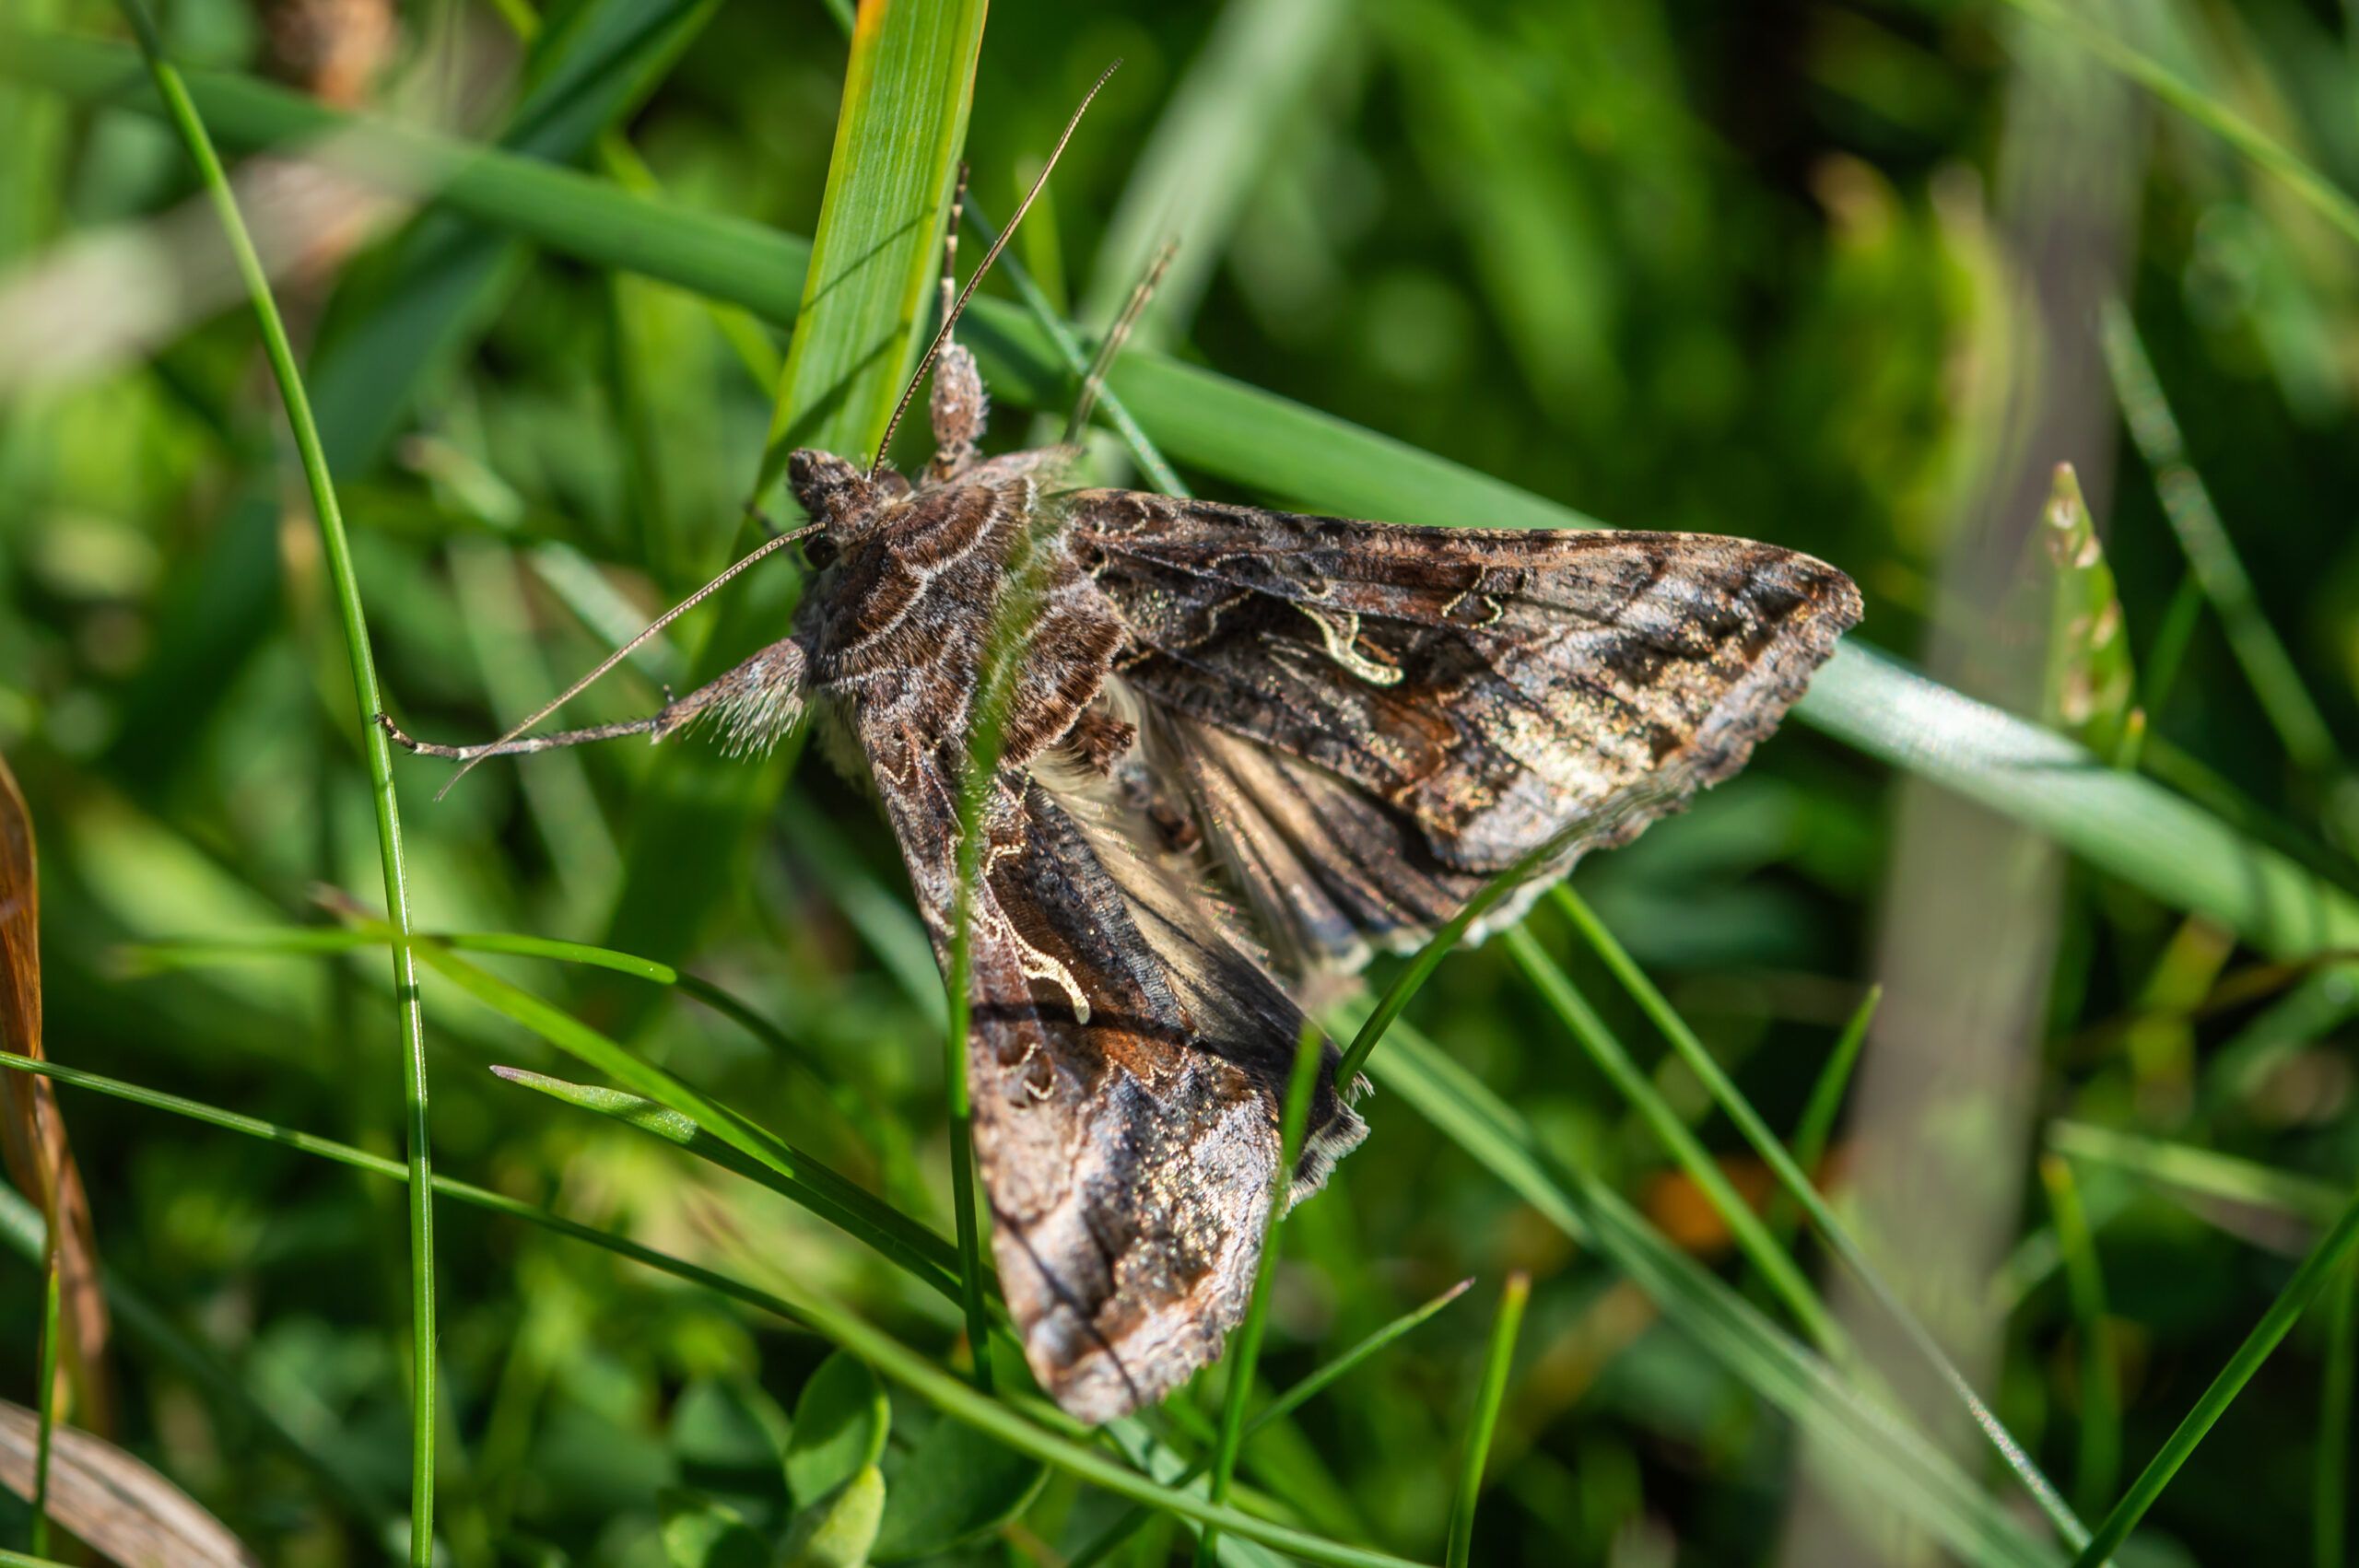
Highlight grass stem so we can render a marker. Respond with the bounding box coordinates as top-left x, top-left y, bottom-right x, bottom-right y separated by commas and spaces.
27, 1243, 58, 1557
2041, 1154, 2121, 1518
2318, 1259, 2355, 1568
1446, 1270, 1529, 1568
105, 3, 438, 1559
1198, 1029, 1322, 1564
